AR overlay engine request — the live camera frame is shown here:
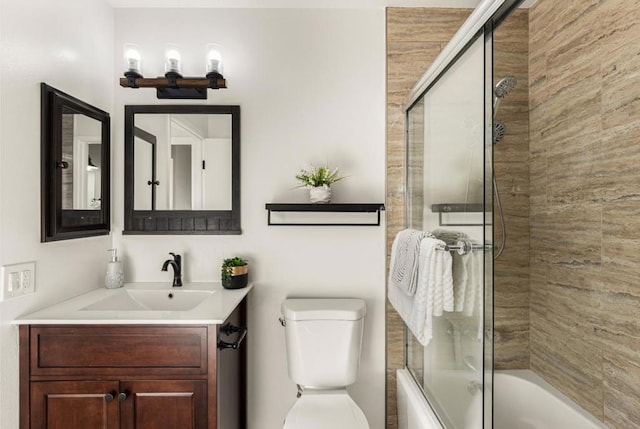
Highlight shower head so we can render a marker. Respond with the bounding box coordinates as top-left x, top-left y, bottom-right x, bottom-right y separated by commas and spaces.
494, 121, 506, 145
495, 76, 517, 98
493, 75, 517, 118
